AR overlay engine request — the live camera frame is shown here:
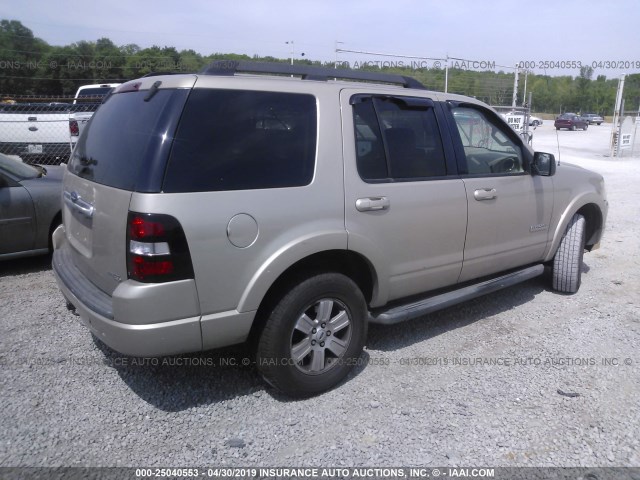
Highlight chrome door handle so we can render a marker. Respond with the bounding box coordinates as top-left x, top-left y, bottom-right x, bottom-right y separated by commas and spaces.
356, 196, 390, 212
64, 190, 95, 219
473, 188, 497, 201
